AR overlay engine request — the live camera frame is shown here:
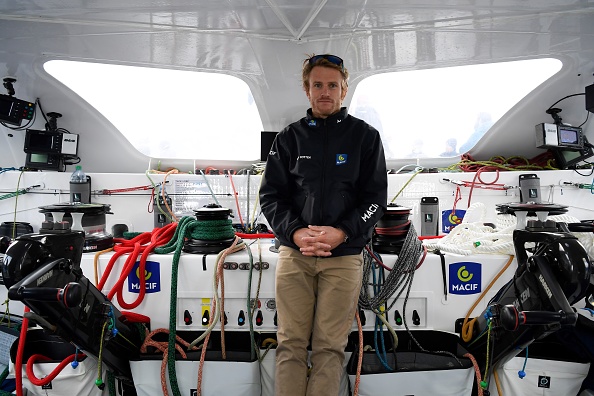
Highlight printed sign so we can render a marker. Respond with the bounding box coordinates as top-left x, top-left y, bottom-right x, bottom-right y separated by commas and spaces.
442, 209, 465, 233
128, 261, 161, 293
449, 262, 481, 295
